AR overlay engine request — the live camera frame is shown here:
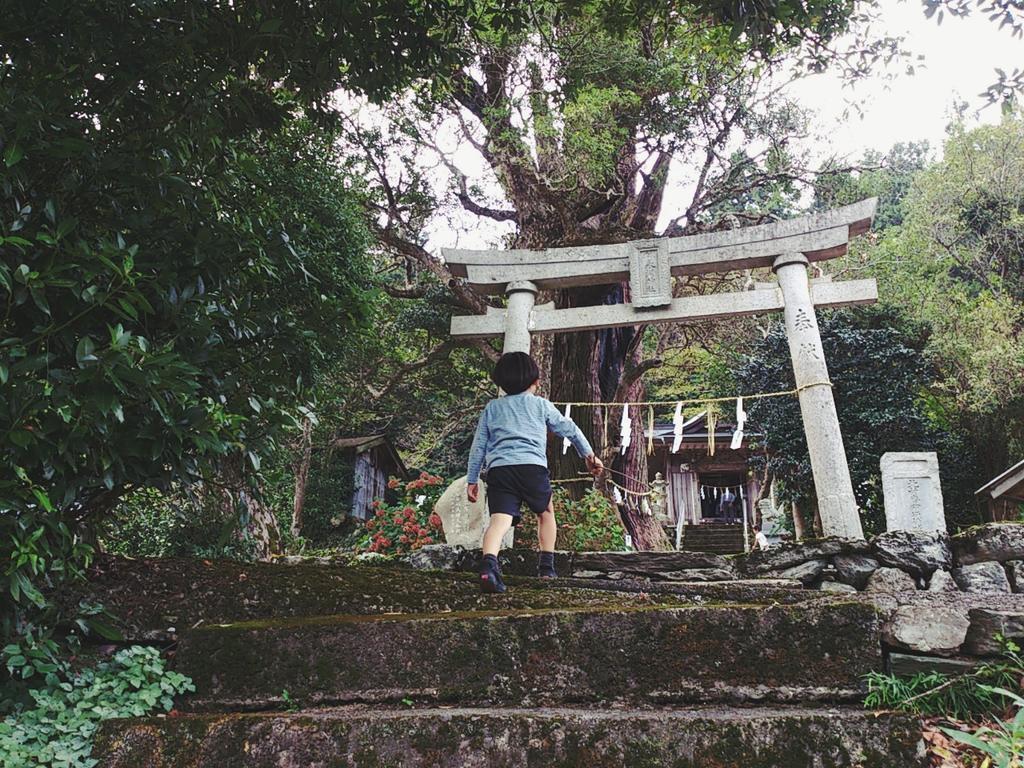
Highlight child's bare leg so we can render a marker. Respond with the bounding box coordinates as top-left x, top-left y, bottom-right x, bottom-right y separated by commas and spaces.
537, 500, 558, 578
482, 513, 514, 557
537, 501, 557, 551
